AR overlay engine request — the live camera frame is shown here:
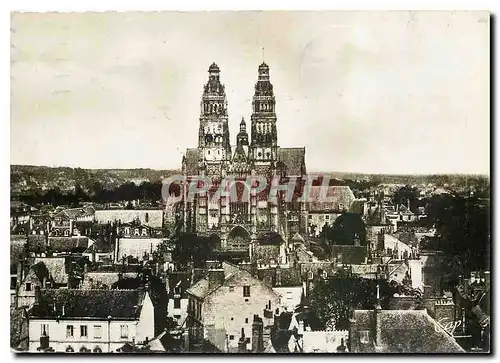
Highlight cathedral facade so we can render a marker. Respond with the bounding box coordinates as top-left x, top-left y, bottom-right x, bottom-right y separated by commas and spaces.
181, 62, 307, 256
